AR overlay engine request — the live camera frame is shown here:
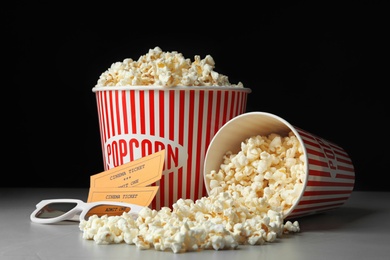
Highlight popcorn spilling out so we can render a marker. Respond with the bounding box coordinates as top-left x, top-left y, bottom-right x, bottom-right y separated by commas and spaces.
206, 131, 306, 216
79, 132, 304, 253
95, 46, 243, 88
